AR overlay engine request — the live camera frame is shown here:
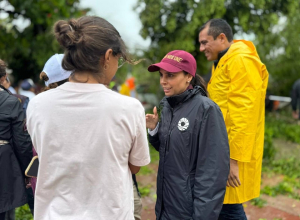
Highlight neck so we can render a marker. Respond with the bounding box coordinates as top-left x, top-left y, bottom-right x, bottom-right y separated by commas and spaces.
69, 72, 107, 86
220, 41, 233, 52
227, 41, 234, 48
